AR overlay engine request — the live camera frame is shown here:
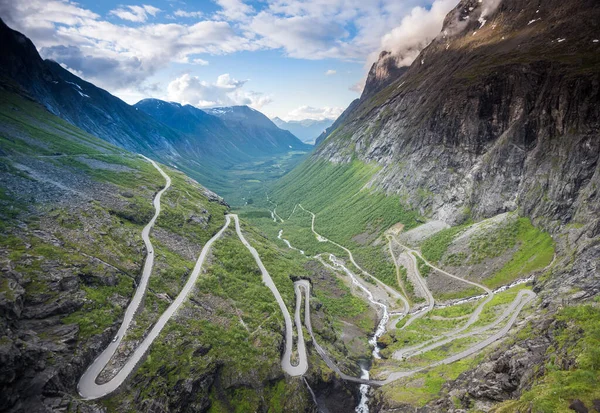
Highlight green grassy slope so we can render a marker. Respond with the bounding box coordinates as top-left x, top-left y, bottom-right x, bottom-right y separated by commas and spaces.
0, 88, 375, 412
495, 302, 600, 413
0, 89, 309, 411
256, 159, 421, 287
